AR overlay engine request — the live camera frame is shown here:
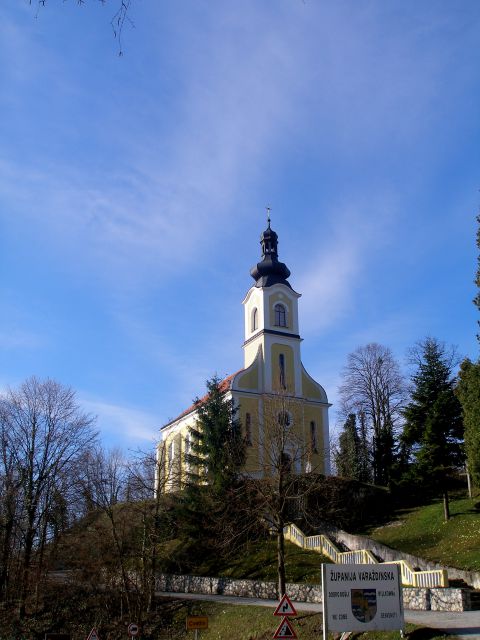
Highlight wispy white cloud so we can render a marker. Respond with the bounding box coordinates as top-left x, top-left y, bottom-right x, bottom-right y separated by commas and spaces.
0, 3, 309, 292
0, 329, 44, 351
81, 396, 159, 446
297, 195, 398, 336
1, 1, 463, 303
